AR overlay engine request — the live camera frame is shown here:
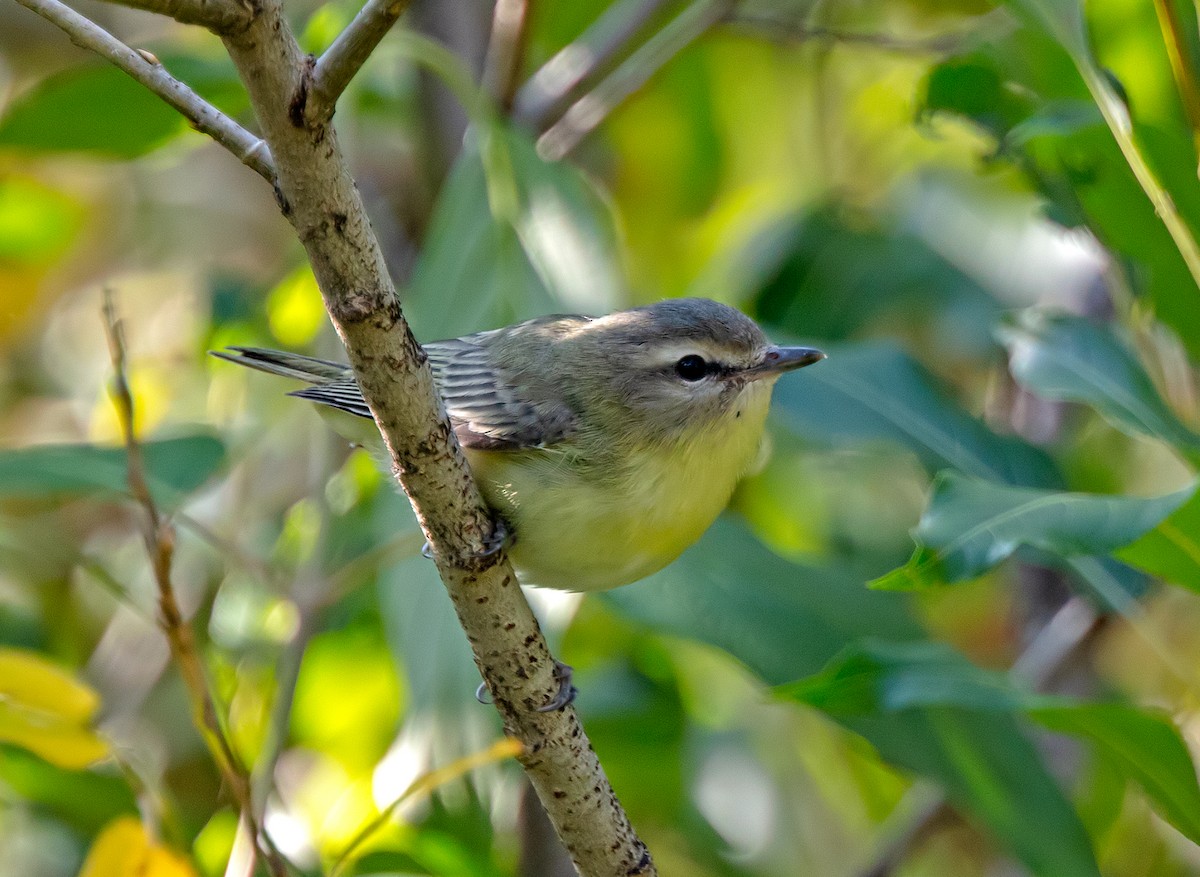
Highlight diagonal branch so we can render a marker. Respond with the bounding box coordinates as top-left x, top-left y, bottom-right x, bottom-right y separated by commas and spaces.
308, 0, 415, 121
9, 0, 275, 183
99, 0, 253, 35
482, 0, 533, 111
218, 0, 656, 873
536, 0, 734, 161
513, 0, 677, 131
